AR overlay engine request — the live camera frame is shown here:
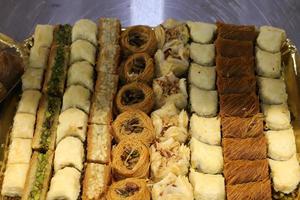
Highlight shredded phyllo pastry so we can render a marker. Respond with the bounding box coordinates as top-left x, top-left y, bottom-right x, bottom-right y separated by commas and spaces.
153, 73, 187, 109
150, 138, 190, 181
151, 103, 188, 143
